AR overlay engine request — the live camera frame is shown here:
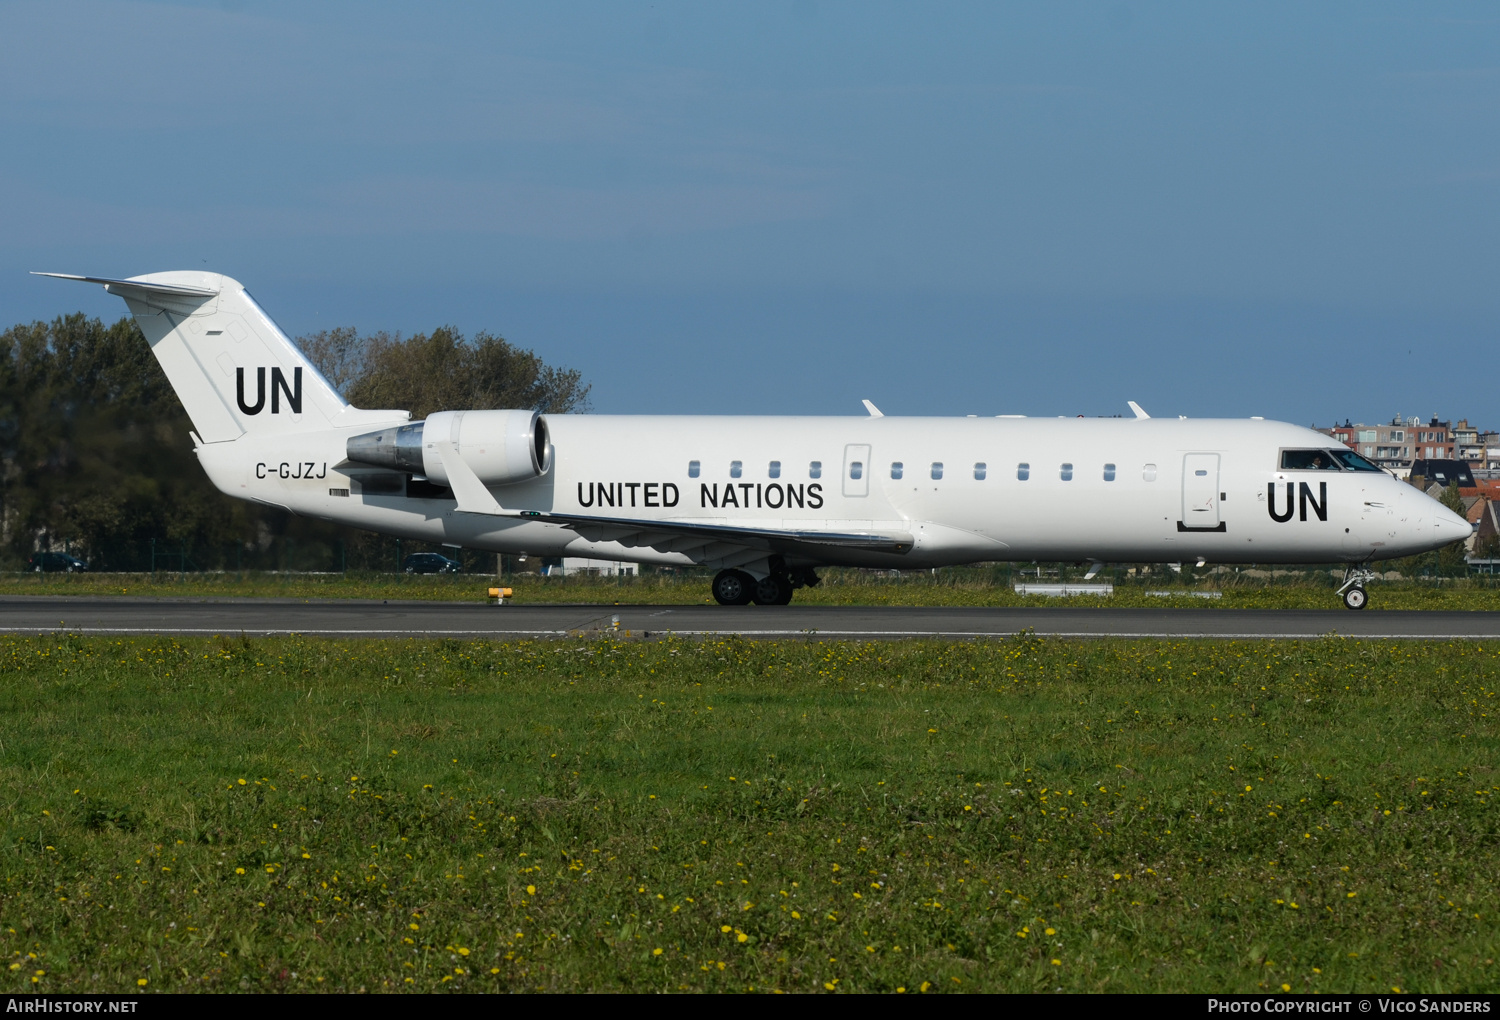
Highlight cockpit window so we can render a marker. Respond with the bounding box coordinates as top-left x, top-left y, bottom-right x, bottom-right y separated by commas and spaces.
1280, 449, 1342, 471
1327, 448, 1383, 472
